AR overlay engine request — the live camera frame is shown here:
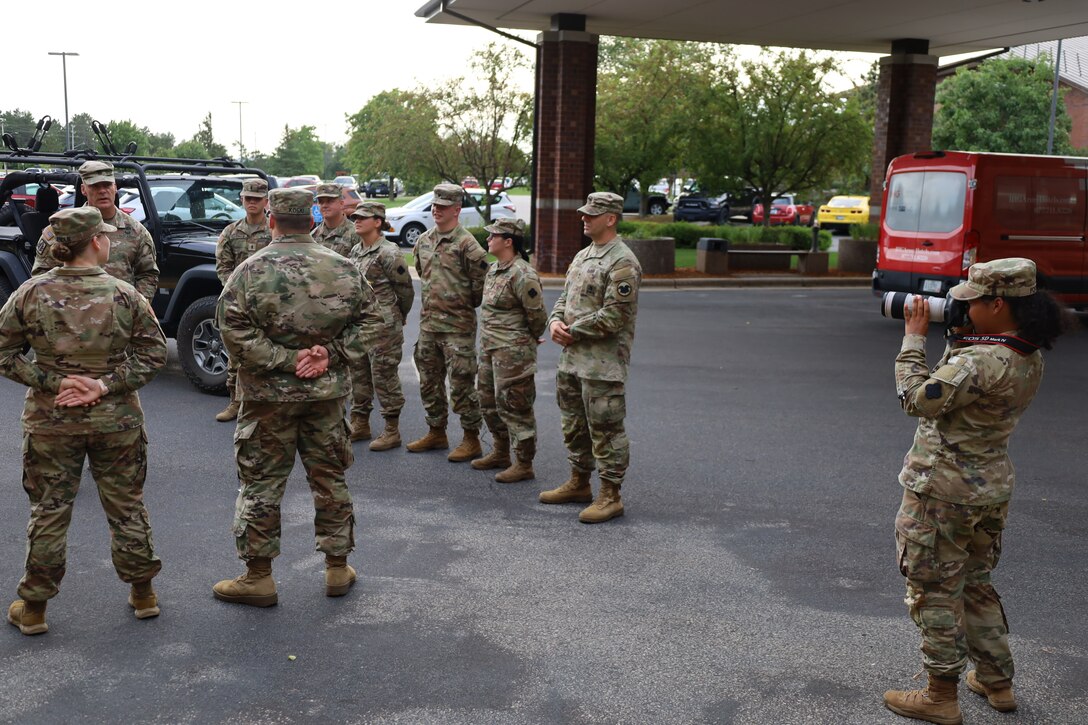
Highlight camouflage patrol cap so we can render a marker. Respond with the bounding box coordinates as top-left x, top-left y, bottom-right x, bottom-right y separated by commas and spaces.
314, 183, 342, 199
268, 188, 314, 216
432, 183, 464, 207
79, 160, 115, 185
349, 201, 387, 220
577, 191, 624, 216
48, 207, 116, 245
240, 178, 269, 199
484, 218, 525, 236
950, 258, 1038, 300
